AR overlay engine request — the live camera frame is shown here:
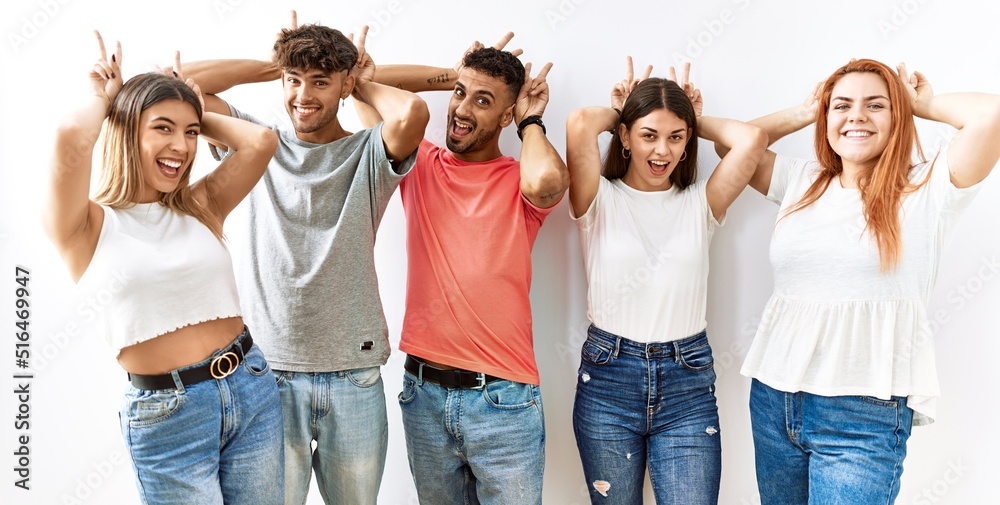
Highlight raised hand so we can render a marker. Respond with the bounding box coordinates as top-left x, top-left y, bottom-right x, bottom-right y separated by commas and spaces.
896, 62, 933, 107
90, 31, 123, 104
454, 31, 524, 75
161, 50, 205, 113
669, 62, 702, 117
611, 56, 652, 111
347, 25, 374, 88
514, 61, 552, 123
